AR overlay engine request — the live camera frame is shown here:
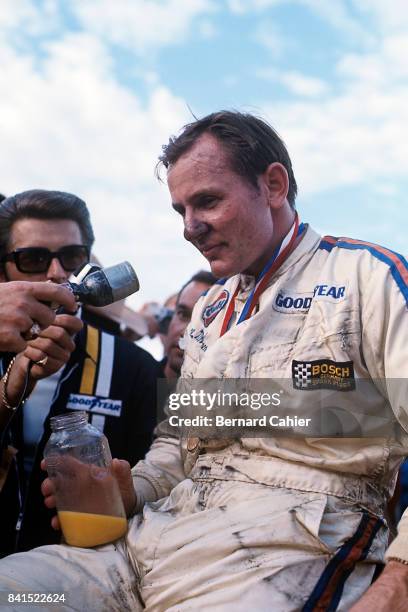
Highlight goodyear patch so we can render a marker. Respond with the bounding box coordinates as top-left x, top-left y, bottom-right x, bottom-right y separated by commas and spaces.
273, 290, 313, 314
292, 359, 355, 391
67, 394, 122, 417
313, 284, 346, 302
202, 289, 229, 328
